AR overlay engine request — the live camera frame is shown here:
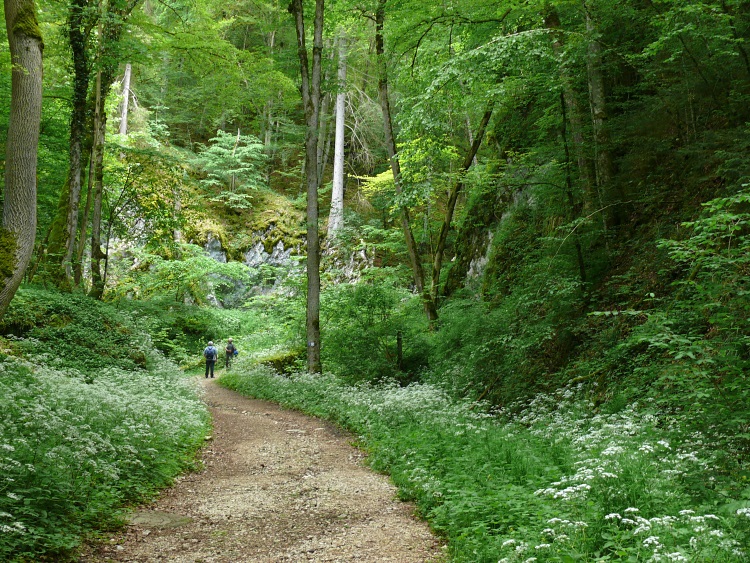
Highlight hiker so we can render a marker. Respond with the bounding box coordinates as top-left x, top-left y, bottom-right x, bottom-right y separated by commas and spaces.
203, 341, 218, 378
225, 338, 237, 369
